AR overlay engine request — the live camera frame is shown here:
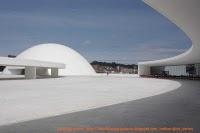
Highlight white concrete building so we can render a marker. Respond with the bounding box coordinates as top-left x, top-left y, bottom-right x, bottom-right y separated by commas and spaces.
138, 0, 200, 77
0, 56, 65, 79
3, 43, 96, 78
